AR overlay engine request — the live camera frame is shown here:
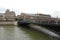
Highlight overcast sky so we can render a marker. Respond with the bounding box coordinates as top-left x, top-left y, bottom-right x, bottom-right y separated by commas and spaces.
0, 0, 60, 17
